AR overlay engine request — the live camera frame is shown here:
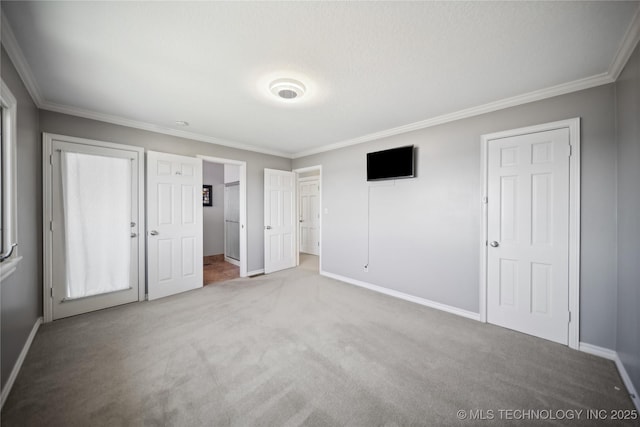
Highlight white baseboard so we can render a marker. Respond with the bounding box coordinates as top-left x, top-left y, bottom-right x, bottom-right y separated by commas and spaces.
579, 342, 639, 411
579, 342, 617, 360
320, 270, 481, 321
225, 256, 240, 267
614, 356, 640, 411
1, 316, 42, 409
614, 355, 640, 411
247, 268, 265, 277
